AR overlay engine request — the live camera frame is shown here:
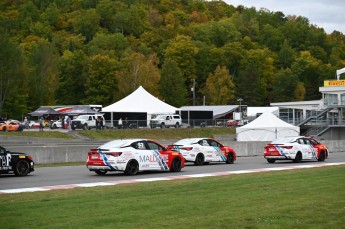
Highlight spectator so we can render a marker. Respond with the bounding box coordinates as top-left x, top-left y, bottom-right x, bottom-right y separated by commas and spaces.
124, 117, 128, 129
61, 117, 65, 129
100, 116, 104, 130
39, 117, 44, 132
118, 118, 123, 129
96, 117, 99, 130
